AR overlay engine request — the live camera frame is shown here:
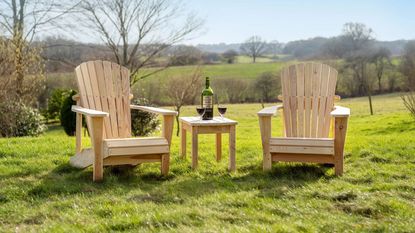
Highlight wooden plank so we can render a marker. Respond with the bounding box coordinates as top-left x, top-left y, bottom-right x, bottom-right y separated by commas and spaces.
304, 63, 312, 137
104, 137, 168, 148
103, 154, 161, 166
94, 61, 112, 138
281, 67, 292, 137
270, 145, 334, 155
229, 125, 236, 172
69, 148, 93, 168
317, 64, 330, 137
121, 67, 131, 136
270, 137, 334, 147
257, 105, 282, 116
216, 133, 222, 161
107, 145, 170, 156
103, 61, 119, 138
310, 63, 322, 138
322, 68, 339, 136
179, 116, 237, 126
259, 115, 272, 170
91, 117, 104, 182
197, 126, 231, 134
289, 65, 298, 136
334, 116, 348, 176
271, 153, 335, 164
161, 153, 170, 175
112, 63, 126, 137
72, 105, 109, 117
191, 126, 198, 170
181, 127, 186, 158
162, 115, 175, 146
296, 63, 305, 137
131, 105, 177, 116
